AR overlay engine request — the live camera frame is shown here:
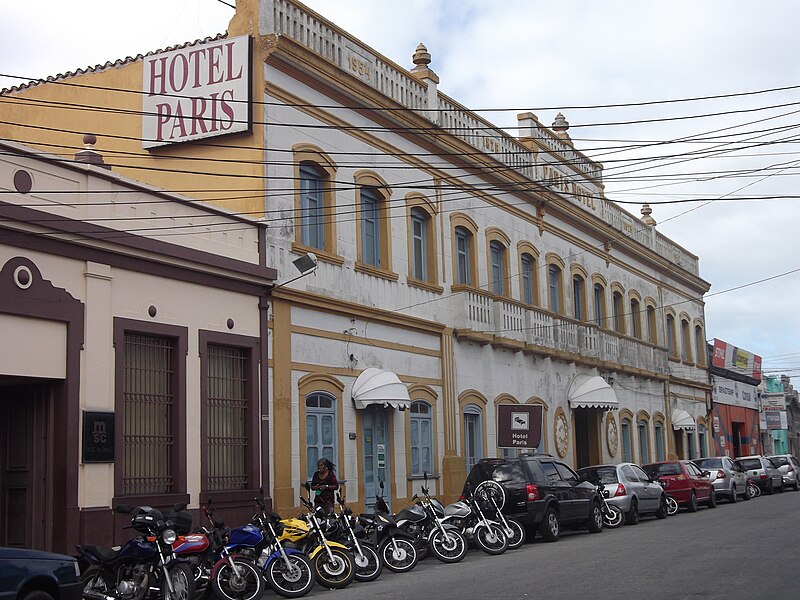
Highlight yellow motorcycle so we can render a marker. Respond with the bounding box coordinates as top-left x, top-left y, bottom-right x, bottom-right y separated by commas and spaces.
277, 486, 355, 589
